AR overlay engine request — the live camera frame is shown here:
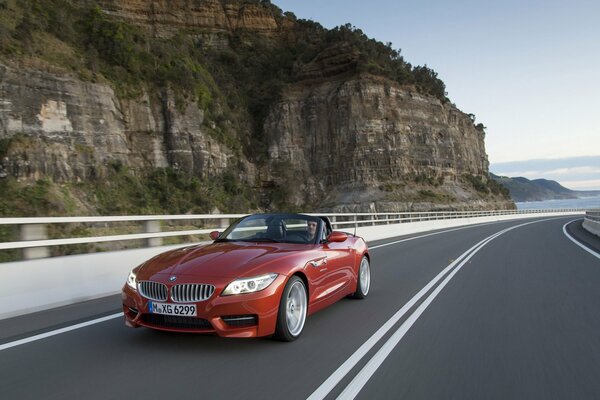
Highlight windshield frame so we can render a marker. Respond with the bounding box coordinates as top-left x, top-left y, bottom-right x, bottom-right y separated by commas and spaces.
216, 213, 324, 245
